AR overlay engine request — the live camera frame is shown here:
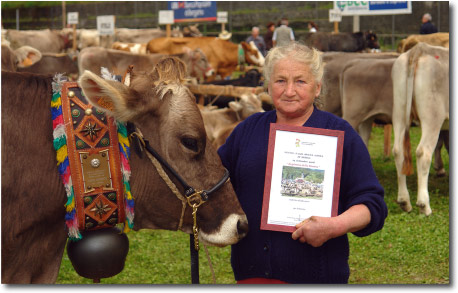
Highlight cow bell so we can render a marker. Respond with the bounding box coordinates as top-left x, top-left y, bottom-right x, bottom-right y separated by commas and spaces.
66, 227, 129, 283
